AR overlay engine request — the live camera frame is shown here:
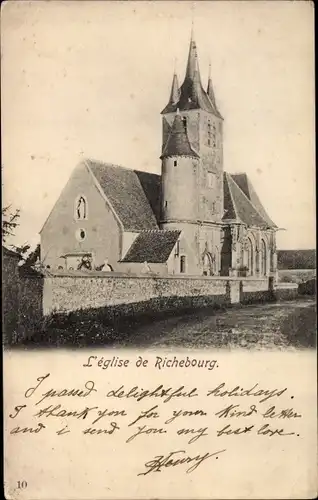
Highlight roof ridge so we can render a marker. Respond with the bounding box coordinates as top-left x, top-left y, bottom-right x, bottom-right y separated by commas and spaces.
85, 158, 134, 172
86, 158, 161, 178
229, 173, 271, 228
